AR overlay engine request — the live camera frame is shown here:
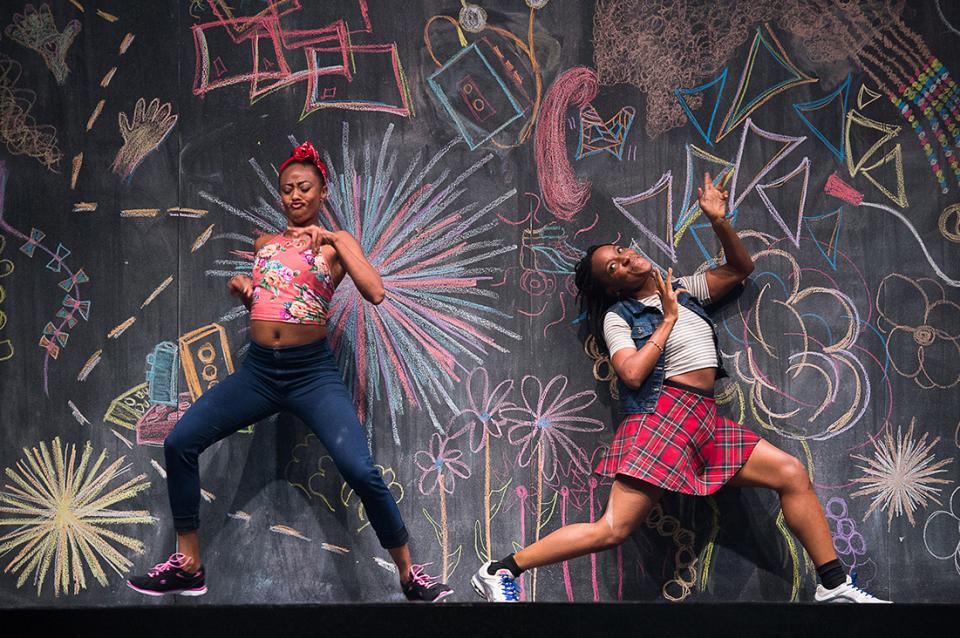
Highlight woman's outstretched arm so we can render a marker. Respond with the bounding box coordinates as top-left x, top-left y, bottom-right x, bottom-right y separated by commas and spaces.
698, 172, 755, 300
